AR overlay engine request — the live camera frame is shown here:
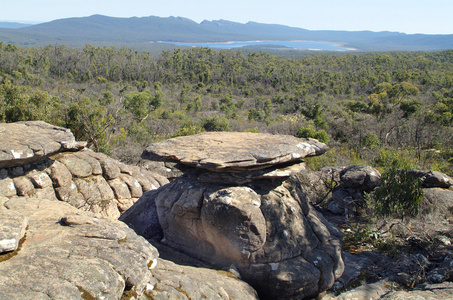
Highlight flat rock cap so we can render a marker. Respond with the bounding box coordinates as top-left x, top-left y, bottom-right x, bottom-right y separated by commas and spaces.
0, 121, 86, 168
142, 132, 328, 172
